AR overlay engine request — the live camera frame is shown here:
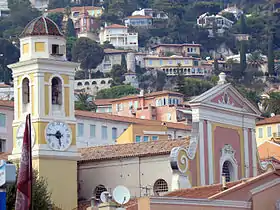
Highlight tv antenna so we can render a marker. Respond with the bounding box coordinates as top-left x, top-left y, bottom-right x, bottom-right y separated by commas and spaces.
112, 185, 131, 207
